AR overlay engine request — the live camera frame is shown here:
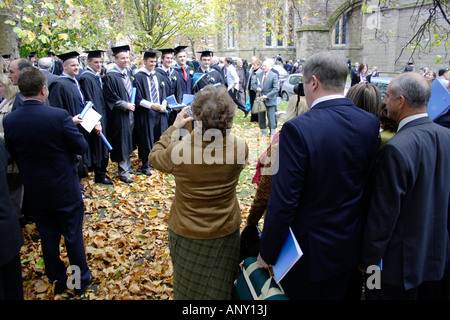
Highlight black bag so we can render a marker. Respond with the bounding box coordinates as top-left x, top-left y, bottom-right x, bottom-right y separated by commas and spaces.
240, 225, 261, 261
75, 154, 89, 178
